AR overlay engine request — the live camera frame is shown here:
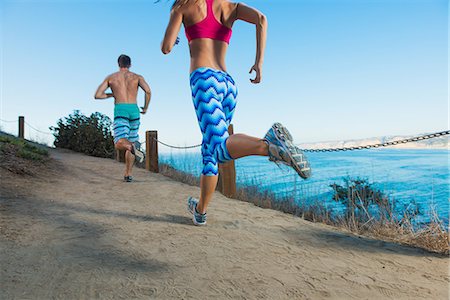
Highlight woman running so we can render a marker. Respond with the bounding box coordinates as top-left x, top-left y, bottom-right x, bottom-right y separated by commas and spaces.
162, 0, 311, 225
